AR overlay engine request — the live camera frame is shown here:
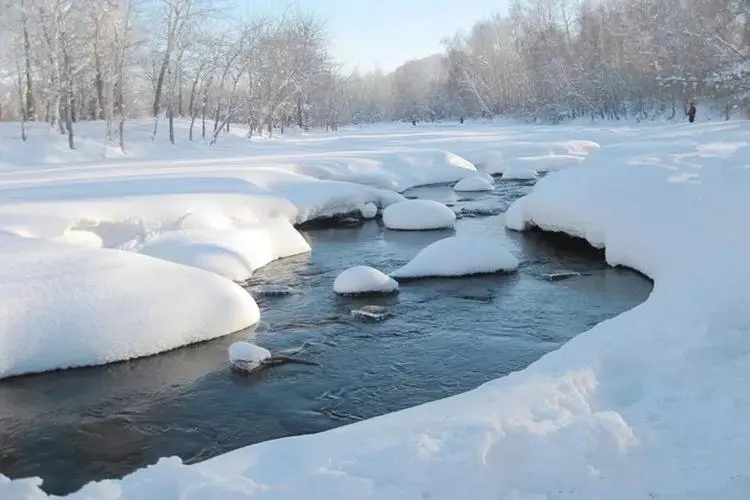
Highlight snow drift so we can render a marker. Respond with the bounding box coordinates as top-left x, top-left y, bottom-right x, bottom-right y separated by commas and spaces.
390, 235, 520, 279
382, 199, 456, 230
333, 266, 399, 295
0, 233, 259, 379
